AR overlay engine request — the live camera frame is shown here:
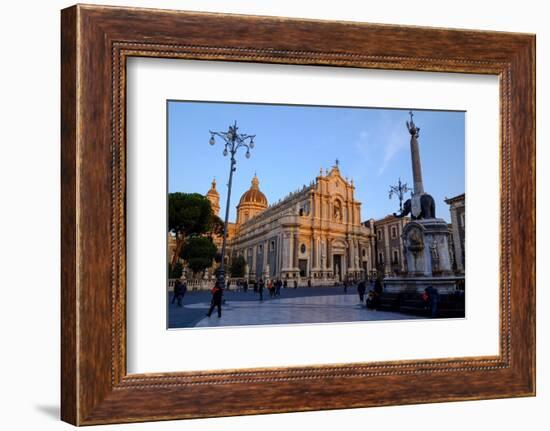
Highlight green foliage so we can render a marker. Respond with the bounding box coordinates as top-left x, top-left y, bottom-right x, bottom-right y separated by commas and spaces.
181, 236, 217, 274
168, 192, 213, 237
229, 255, 247, 278
168, 261, 183, 279
208, 213, 225, 238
